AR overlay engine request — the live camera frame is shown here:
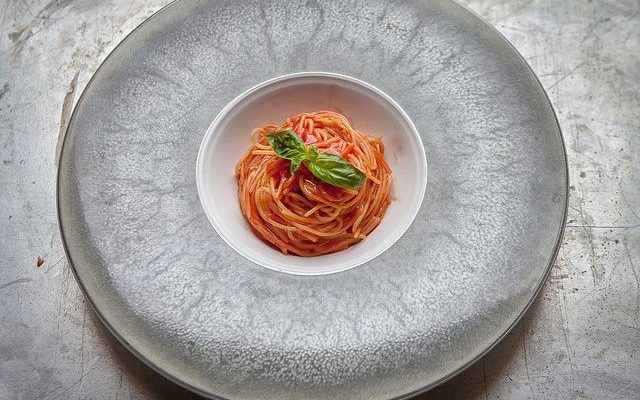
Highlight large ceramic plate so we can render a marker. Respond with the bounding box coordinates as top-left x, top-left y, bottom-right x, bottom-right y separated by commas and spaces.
57, 0, 567, 399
